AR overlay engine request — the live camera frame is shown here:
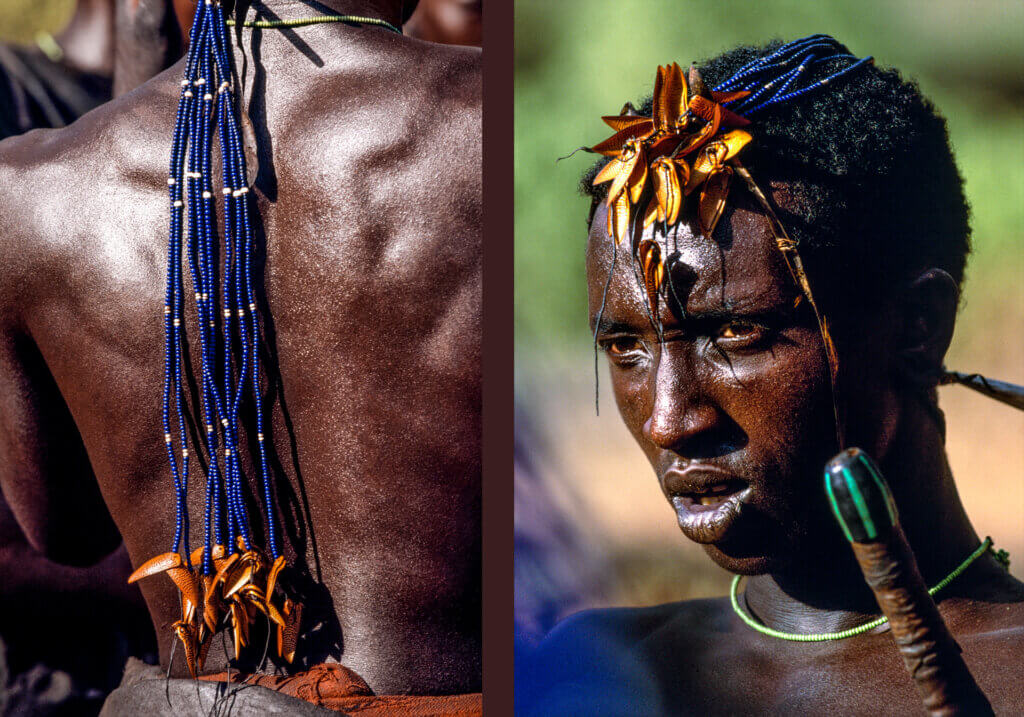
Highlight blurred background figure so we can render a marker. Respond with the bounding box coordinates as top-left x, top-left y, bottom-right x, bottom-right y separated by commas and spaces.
405, 0, 481, 46
0, 498, 155, 717
0, 0, 114, 137
49, 0, 115, 77
112, 0, 188, 95
514, 405, 610, 650
514, 0, 1024, 651
0, 0, 191, 139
